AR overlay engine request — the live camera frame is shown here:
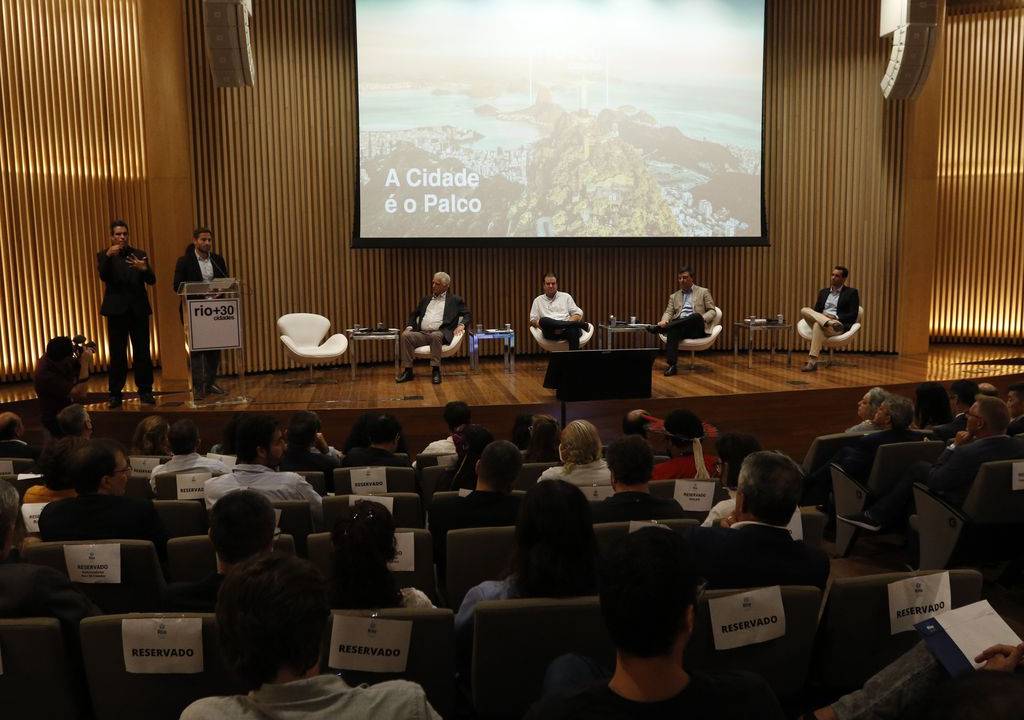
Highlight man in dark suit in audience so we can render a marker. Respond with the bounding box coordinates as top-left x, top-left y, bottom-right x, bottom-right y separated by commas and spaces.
38, 439, 168, 560
1006, 382, 1024, 436
340, 414, 411, 468
396, 271, 471, 385
0, 412, 42, 461
932, 379, 980, 441
687, 451, 829, 590
591, 436, 685, 524
162, 490, 275, 612
280, 411, 342, 476
840, 395, 1024, 532
429, 440, 523, 582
